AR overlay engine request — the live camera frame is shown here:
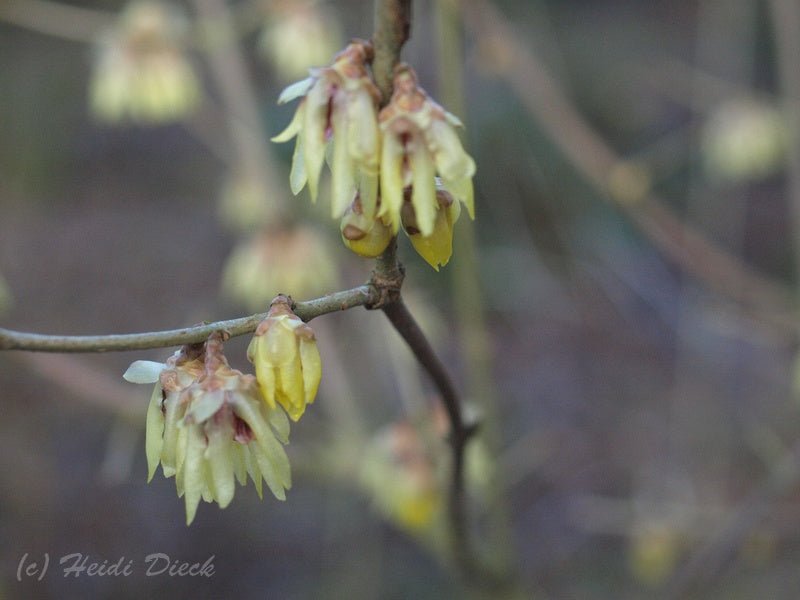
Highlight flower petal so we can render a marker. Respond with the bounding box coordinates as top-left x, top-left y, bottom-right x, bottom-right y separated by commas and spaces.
123, 360, 165, 384
277, 77, 315, 105
410, 144, 438, 237
299, 337, 321, 406
271, 102, 304, 143
379, 130, 406, 233
145, 383, 164, 482
330, 109, 356, 218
